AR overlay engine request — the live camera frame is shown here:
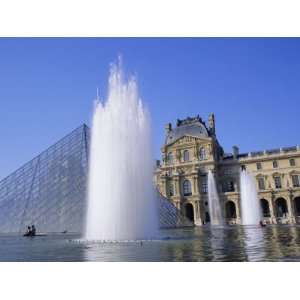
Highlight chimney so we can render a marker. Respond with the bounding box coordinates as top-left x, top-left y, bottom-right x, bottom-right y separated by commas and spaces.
165, 123, 172, 135
208, 113, 215, 135
233, 146, 239, 159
